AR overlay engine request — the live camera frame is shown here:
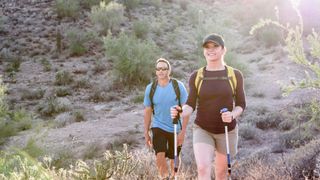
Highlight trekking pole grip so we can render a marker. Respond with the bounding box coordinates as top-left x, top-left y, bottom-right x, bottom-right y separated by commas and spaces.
173, 106, 182, 124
